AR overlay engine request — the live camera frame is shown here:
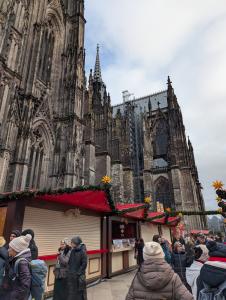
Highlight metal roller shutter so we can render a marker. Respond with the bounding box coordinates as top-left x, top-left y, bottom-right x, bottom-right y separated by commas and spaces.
23, 207, 101, 256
